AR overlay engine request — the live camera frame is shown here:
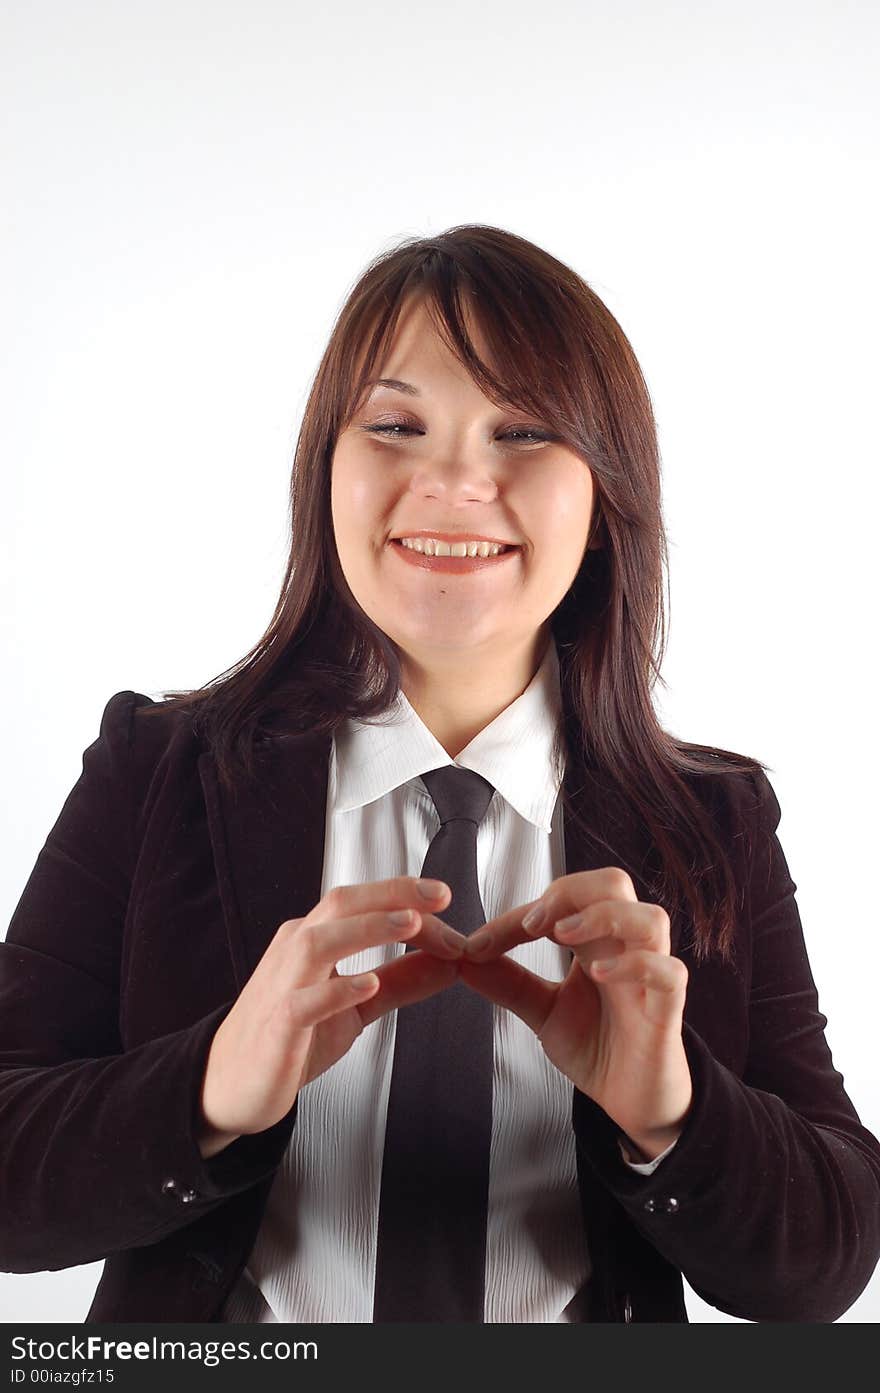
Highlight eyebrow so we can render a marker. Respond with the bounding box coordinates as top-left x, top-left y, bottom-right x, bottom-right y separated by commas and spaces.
364, 377, 420, 396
